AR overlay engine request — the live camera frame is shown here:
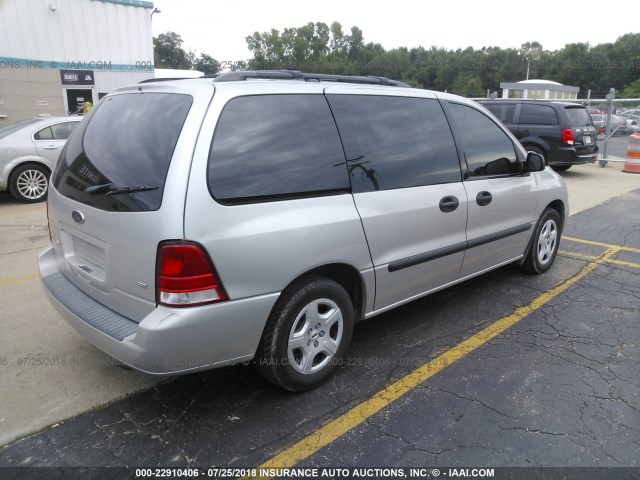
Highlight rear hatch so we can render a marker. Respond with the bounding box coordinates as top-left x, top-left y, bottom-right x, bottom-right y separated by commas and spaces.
47, 85, 210, 321
565, 106, 597, 153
